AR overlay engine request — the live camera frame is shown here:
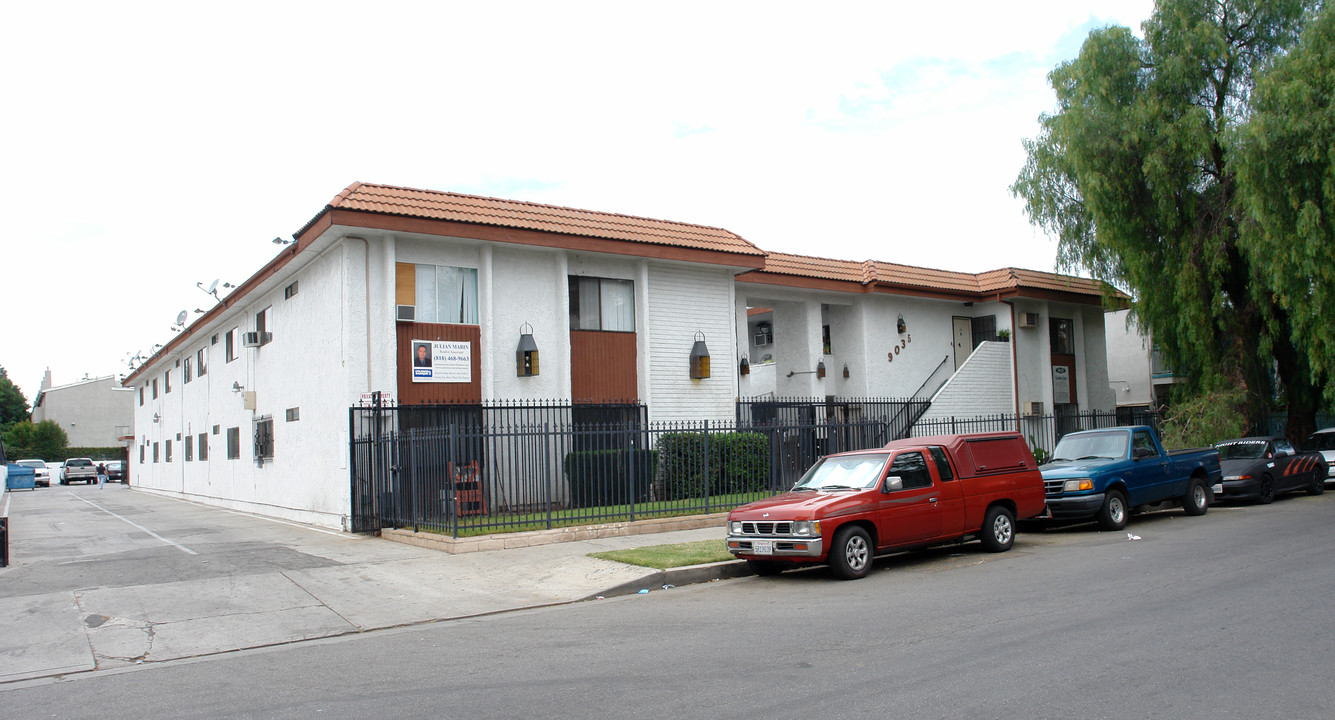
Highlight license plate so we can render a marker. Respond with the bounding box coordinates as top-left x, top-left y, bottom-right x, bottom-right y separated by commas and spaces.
752, 540, 774, 555
1211, 483, 1223, 495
